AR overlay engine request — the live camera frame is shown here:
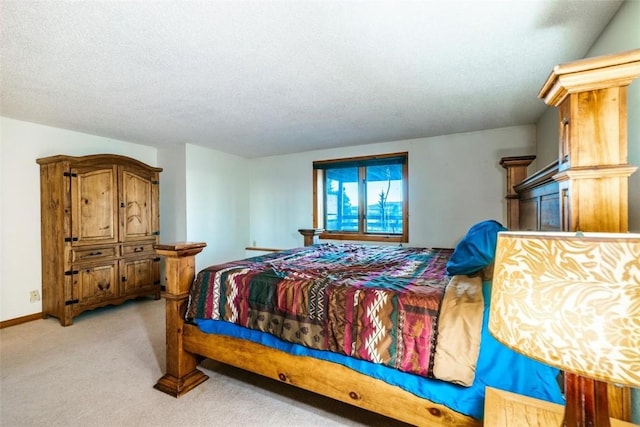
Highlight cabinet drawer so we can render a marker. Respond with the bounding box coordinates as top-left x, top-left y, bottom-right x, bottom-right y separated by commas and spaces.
122, 242, 155, 256
72, 246, 119, 262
